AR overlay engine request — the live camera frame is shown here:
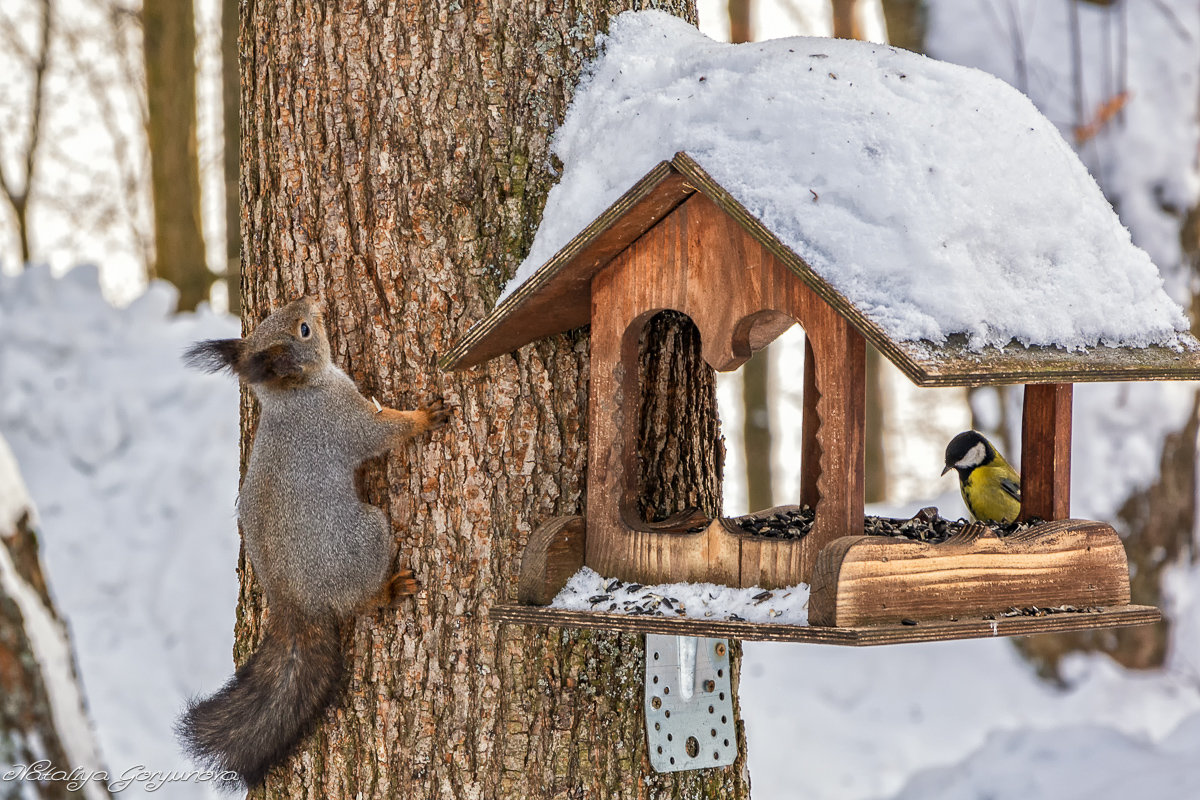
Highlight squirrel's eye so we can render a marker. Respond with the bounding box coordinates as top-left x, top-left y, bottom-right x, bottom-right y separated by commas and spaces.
300, 322, 311, 338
